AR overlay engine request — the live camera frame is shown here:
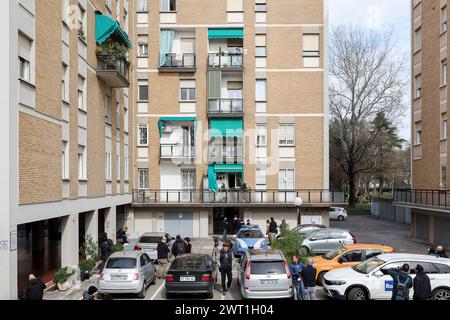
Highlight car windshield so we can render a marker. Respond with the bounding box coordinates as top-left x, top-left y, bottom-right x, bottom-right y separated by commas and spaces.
352, 257, 386, 274
323, 247, 347, 260
139, 236, 162, 243
238, 230, 263, 238
250, 261, 286, 275
171, 256, 208, 270
106, 258, 137, 269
